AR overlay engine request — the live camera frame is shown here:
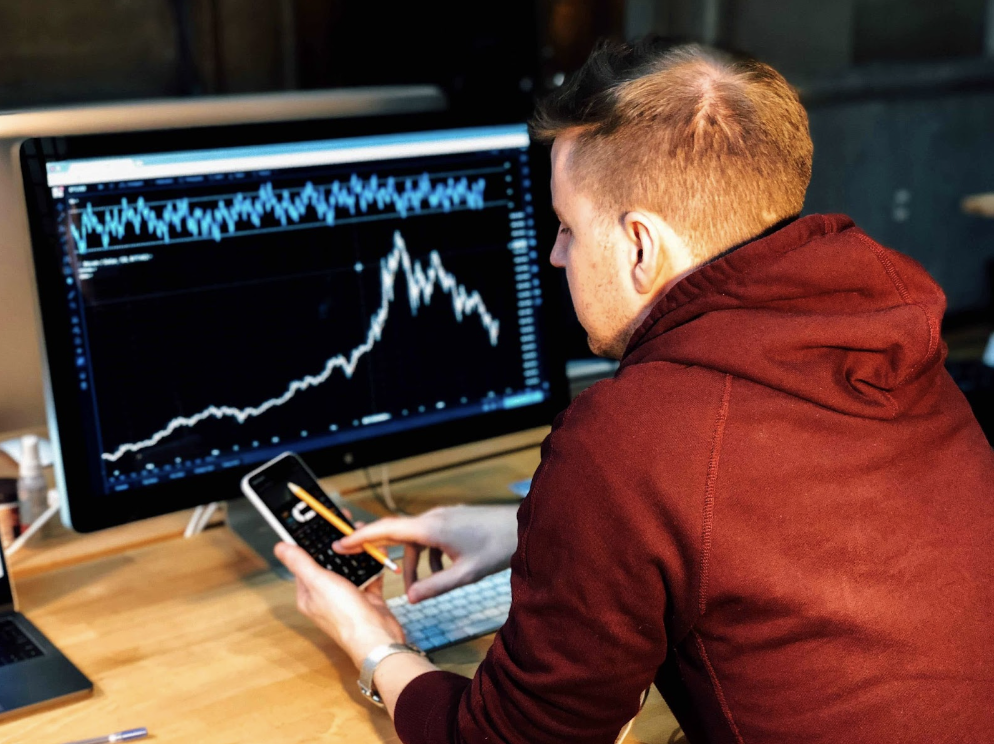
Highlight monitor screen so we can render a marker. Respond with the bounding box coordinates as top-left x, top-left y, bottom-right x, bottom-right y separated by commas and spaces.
21, 114, 567, 531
